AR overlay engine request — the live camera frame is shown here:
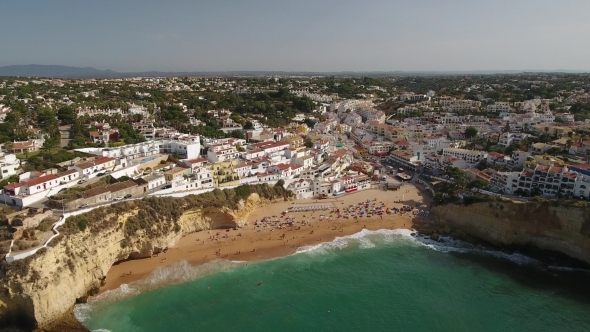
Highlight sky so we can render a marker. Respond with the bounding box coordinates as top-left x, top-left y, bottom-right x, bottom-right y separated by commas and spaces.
1, 0, 590, 72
